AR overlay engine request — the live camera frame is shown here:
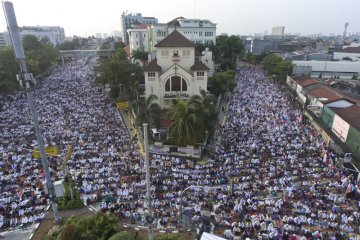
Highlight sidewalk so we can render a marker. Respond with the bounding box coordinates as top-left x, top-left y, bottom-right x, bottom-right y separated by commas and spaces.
118, 109, 145, 157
